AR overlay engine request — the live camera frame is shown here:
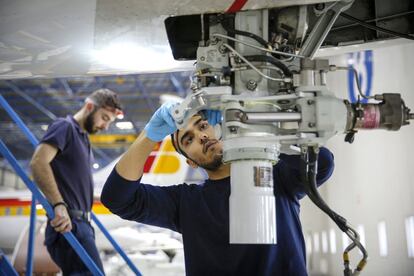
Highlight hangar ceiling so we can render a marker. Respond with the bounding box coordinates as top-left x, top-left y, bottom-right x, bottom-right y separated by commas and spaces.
0, 71, 192, 170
